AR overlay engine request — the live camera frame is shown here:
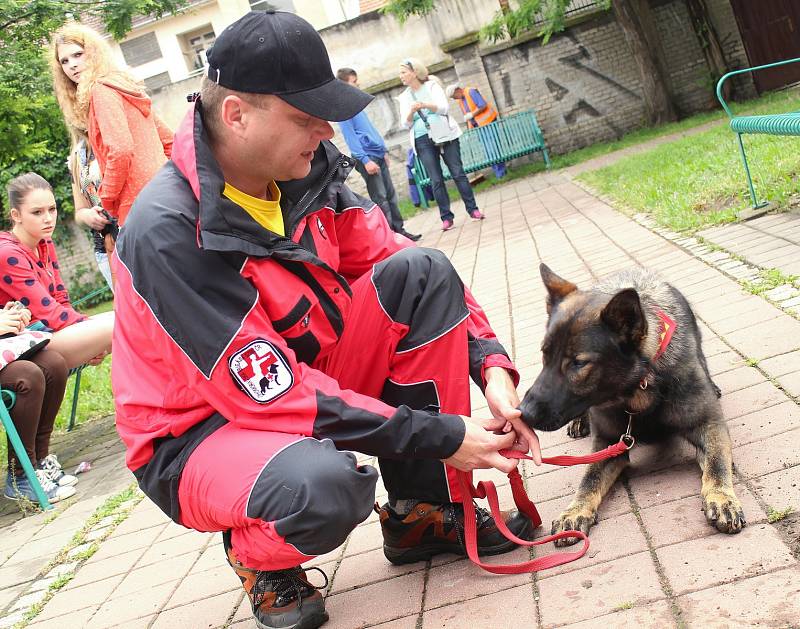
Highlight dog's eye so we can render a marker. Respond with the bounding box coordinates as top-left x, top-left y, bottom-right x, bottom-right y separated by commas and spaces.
571, 359, 590, 369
